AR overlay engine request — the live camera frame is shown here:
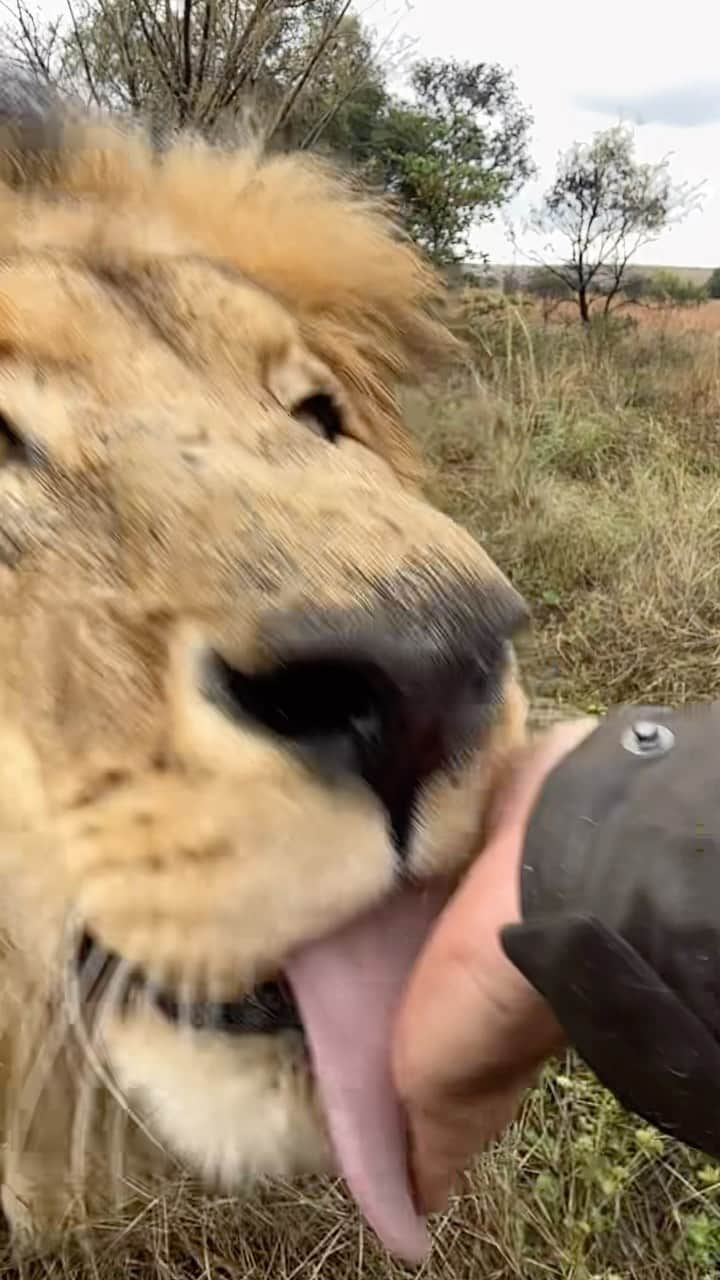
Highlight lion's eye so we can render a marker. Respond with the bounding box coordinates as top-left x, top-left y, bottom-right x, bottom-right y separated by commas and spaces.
0, 413, 28, 468
292, 393, 343, 444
